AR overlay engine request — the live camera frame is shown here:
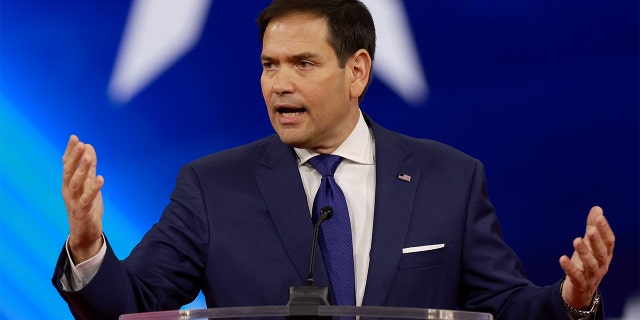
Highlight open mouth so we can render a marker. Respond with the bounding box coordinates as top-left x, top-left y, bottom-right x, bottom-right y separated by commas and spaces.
276, 106, 306, 118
